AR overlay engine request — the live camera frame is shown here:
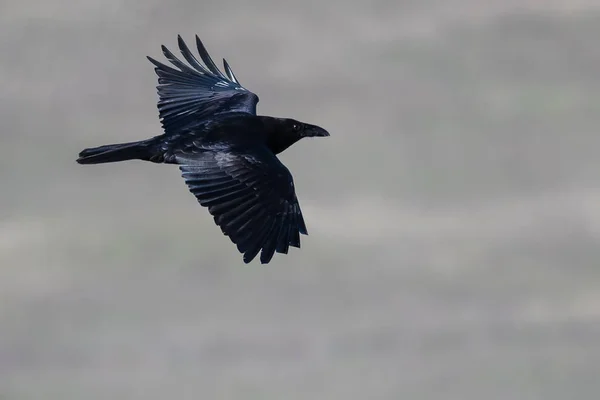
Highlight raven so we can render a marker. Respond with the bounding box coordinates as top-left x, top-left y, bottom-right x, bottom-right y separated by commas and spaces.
77, 35, 329, 264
